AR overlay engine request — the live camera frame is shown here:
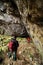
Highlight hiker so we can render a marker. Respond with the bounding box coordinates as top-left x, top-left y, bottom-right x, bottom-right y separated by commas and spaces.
27, 34, 31, 43
27, 37, 30, 43
7, 36, 19, 61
